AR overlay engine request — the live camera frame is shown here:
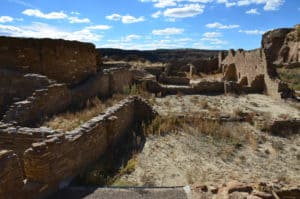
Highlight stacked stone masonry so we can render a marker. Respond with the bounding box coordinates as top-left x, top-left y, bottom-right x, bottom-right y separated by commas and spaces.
0, 36, 98, 86
0, 96, 156, 199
